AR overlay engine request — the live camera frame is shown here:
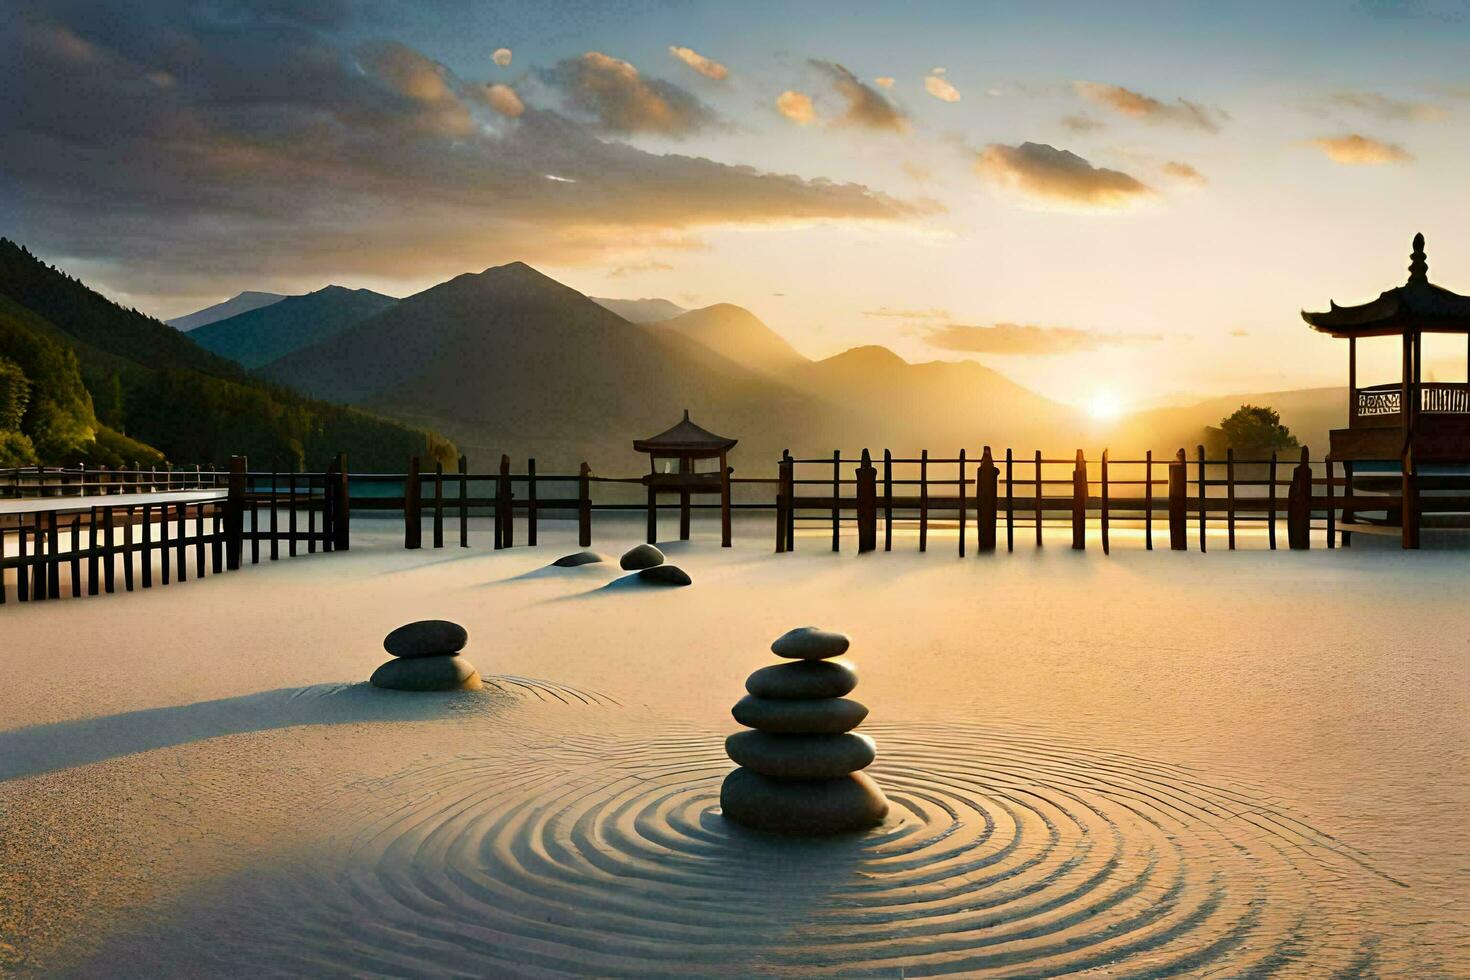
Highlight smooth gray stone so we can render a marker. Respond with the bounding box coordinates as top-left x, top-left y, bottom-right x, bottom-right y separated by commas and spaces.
725, 731, 875, 780
552, 551, 604, 567
370, 655, 481, 692
746, 660, 858, 700
638, 564, 691, 586
732, 695, 868, 735
383, 620, 468, 658
720, 768, 889, 835
770, 627, 850, 661
620, 543, 665, 570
